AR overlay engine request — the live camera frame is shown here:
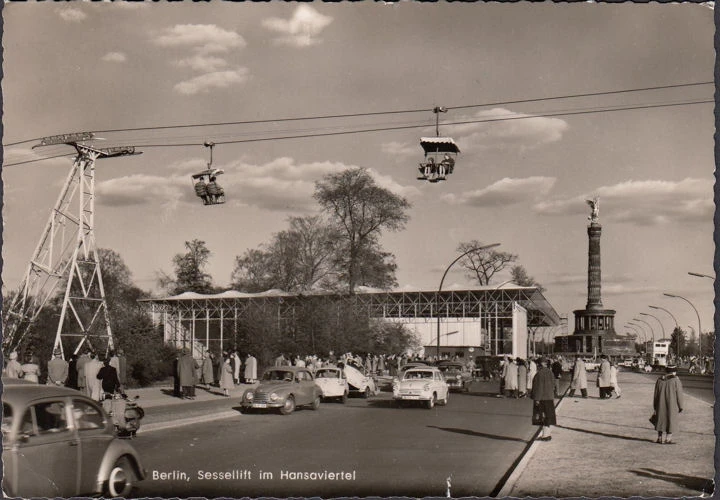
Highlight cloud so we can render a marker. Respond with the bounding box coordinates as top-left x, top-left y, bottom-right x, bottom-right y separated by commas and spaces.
381, 141, 417, 157
176, 55, 228, 72
58, 7, 87, 22
442, 176, 556, 207
366, 169, 422, 200
174, 68, 250, 95
533, 178, 713, 225
446, 108, 568, 152
262, 5, 333, 47
97, 174, 187, 208
153, 24, 247, 54
101, 52, 127, 63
